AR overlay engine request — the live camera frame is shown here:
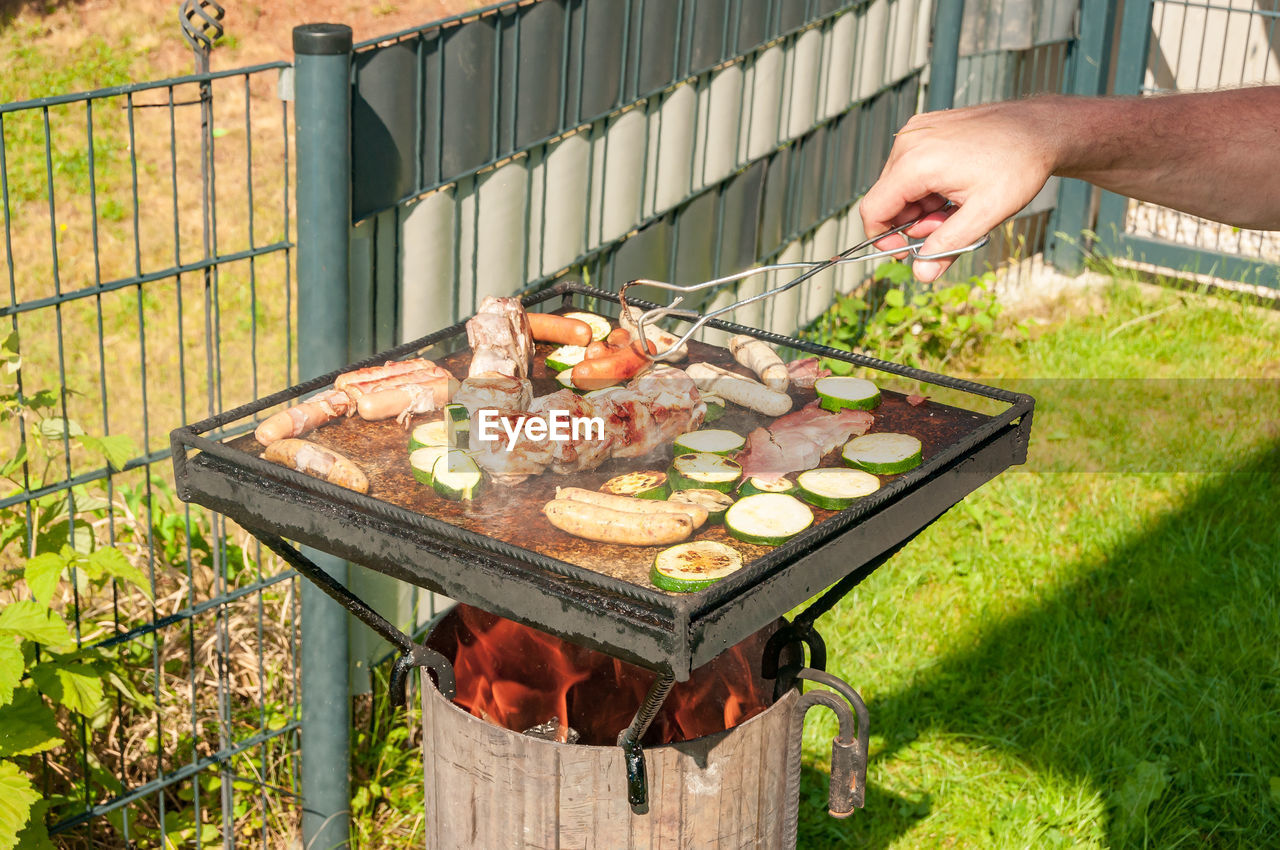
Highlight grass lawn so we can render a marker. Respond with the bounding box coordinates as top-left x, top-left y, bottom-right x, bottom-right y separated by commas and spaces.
794, 278, 1280, 848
